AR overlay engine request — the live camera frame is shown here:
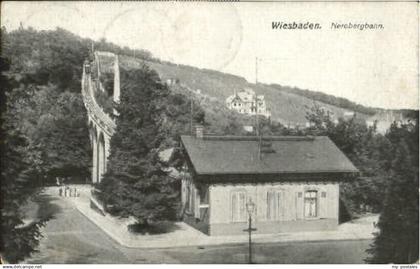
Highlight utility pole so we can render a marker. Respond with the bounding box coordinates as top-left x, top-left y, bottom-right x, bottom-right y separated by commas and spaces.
190, 99, 194, 135
255, 57, 259, 85
258, 135, 262, 160
254, 57, 260, 137
255, 93, 259, 137
254, 57, 290, 138
248, 214, 253, 263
